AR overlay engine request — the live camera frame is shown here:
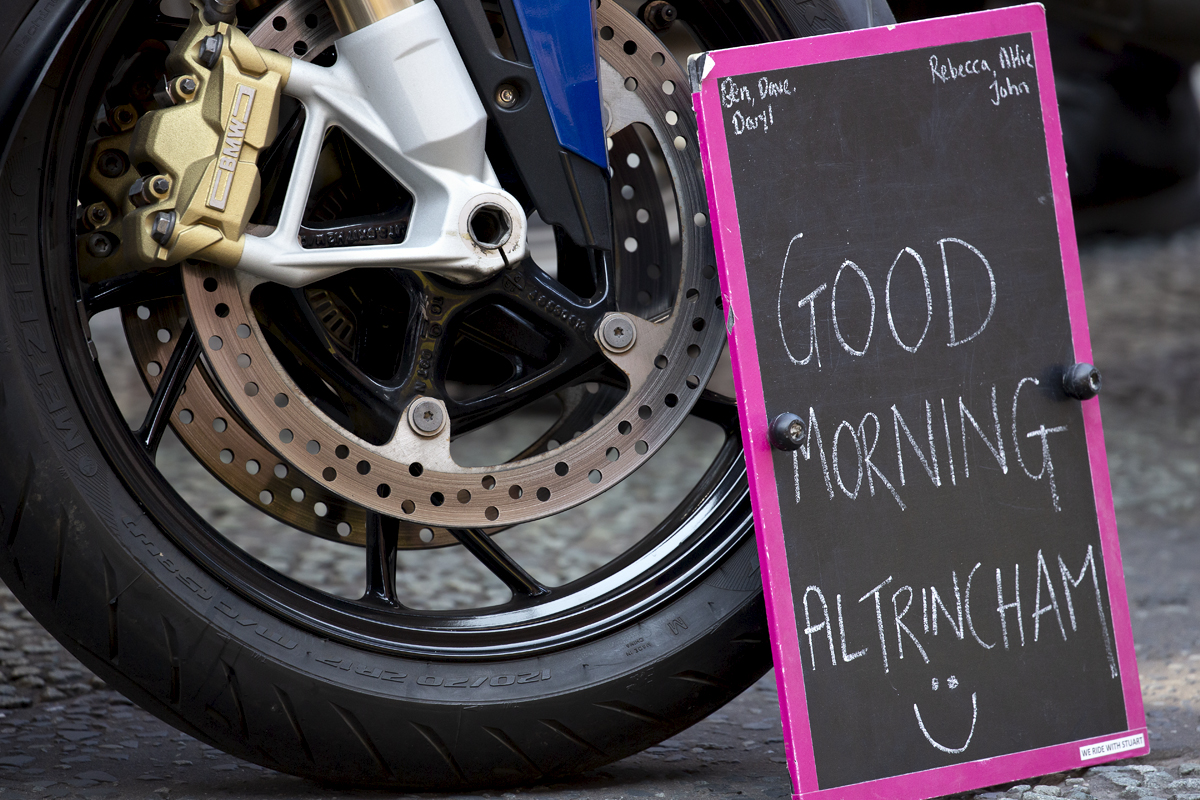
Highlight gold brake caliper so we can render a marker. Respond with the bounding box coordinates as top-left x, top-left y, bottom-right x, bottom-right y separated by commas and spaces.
116, 2, 290, 270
